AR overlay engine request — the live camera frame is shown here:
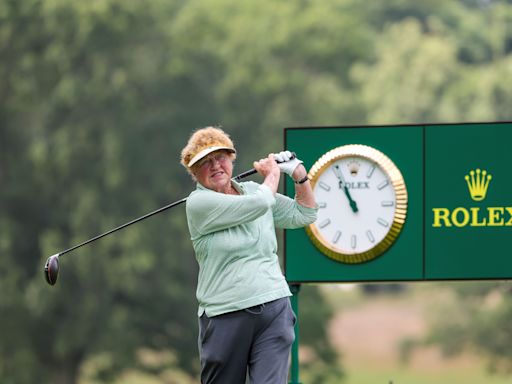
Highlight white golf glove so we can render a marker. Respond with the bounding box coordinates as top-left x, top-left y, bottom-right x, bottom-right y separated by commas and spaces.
273, 150, 303, 177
